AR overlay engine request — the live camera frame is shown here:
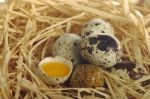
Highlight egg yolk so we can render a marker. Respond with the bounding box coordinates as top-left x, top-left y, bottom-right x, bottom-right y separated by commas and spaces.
41, 62, 70, 77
